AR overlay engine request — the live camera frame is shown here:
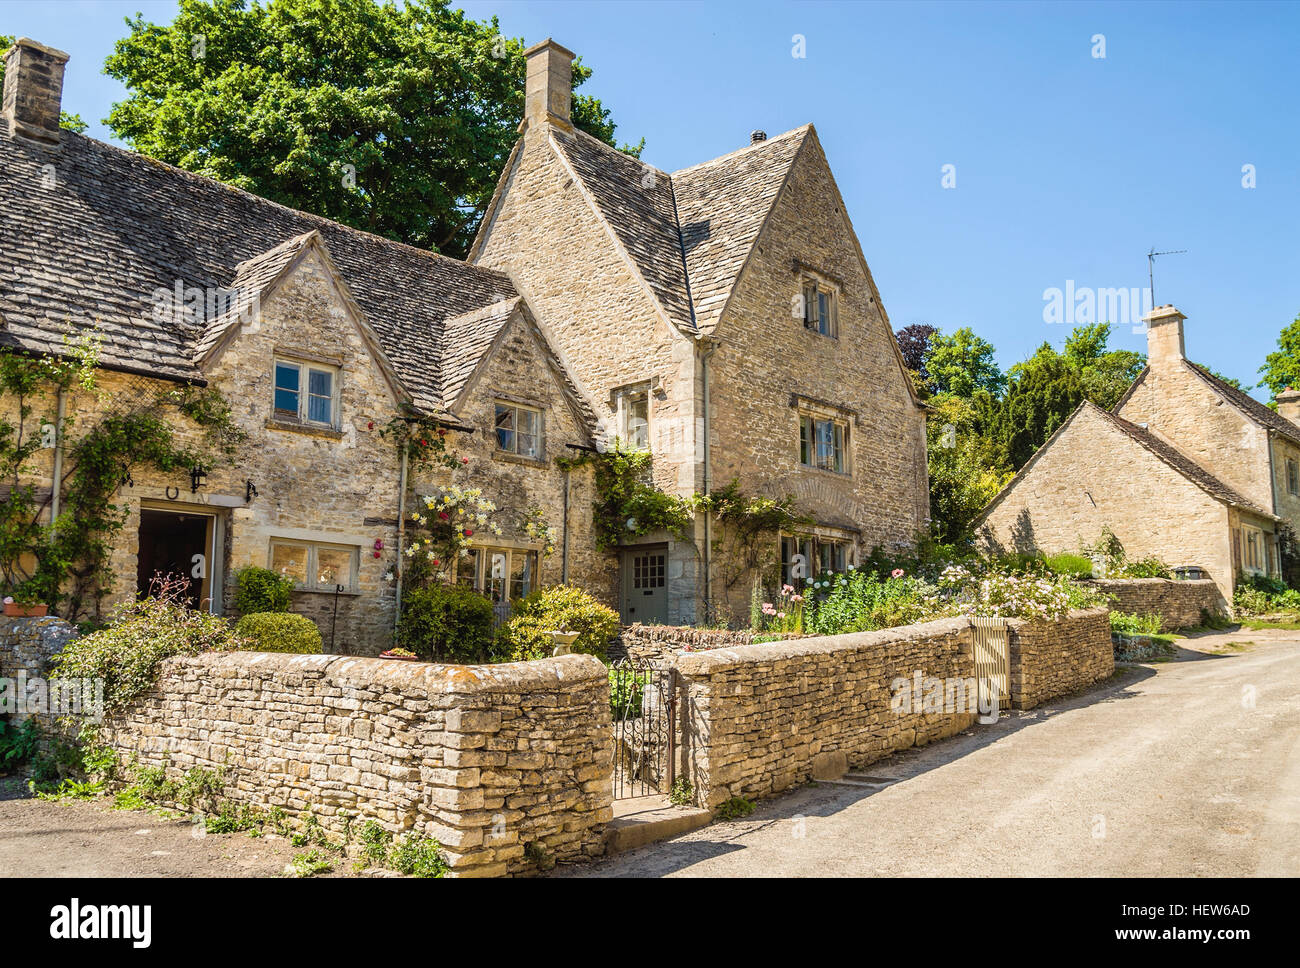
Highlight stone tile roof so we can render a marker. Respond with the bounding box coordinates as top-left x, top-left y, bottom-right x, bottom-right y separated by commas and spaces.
1184, 361, 1300, 445
0, 129, 520, 418
439, 298, 520, 406
548, 125, 811, 336
1093, 403, 1275, 518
